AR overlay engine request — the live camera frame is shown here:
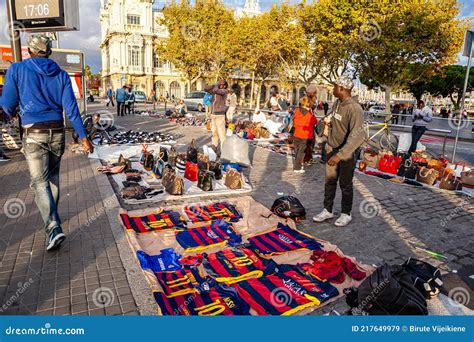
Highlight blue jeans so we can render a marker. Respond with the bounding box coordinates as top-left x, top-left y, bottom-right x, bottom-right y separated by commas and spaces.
22, 130, 65, 232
